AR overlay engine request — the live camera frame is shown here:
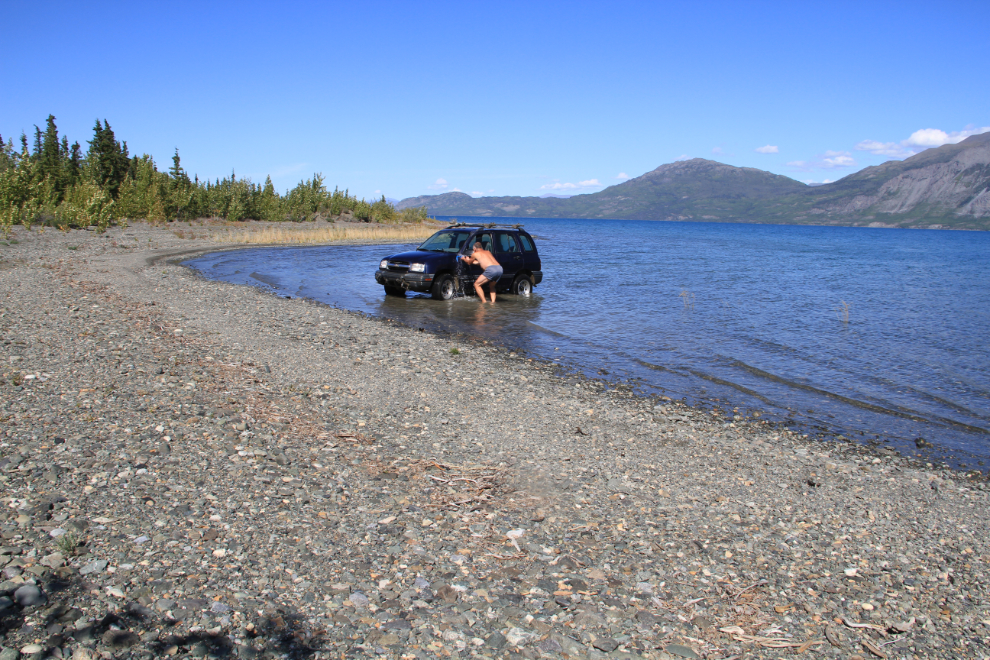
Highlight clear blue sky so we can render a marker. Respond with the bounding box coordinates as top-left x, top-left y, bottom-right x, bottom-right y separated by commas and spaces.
3, 1, 988, 201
